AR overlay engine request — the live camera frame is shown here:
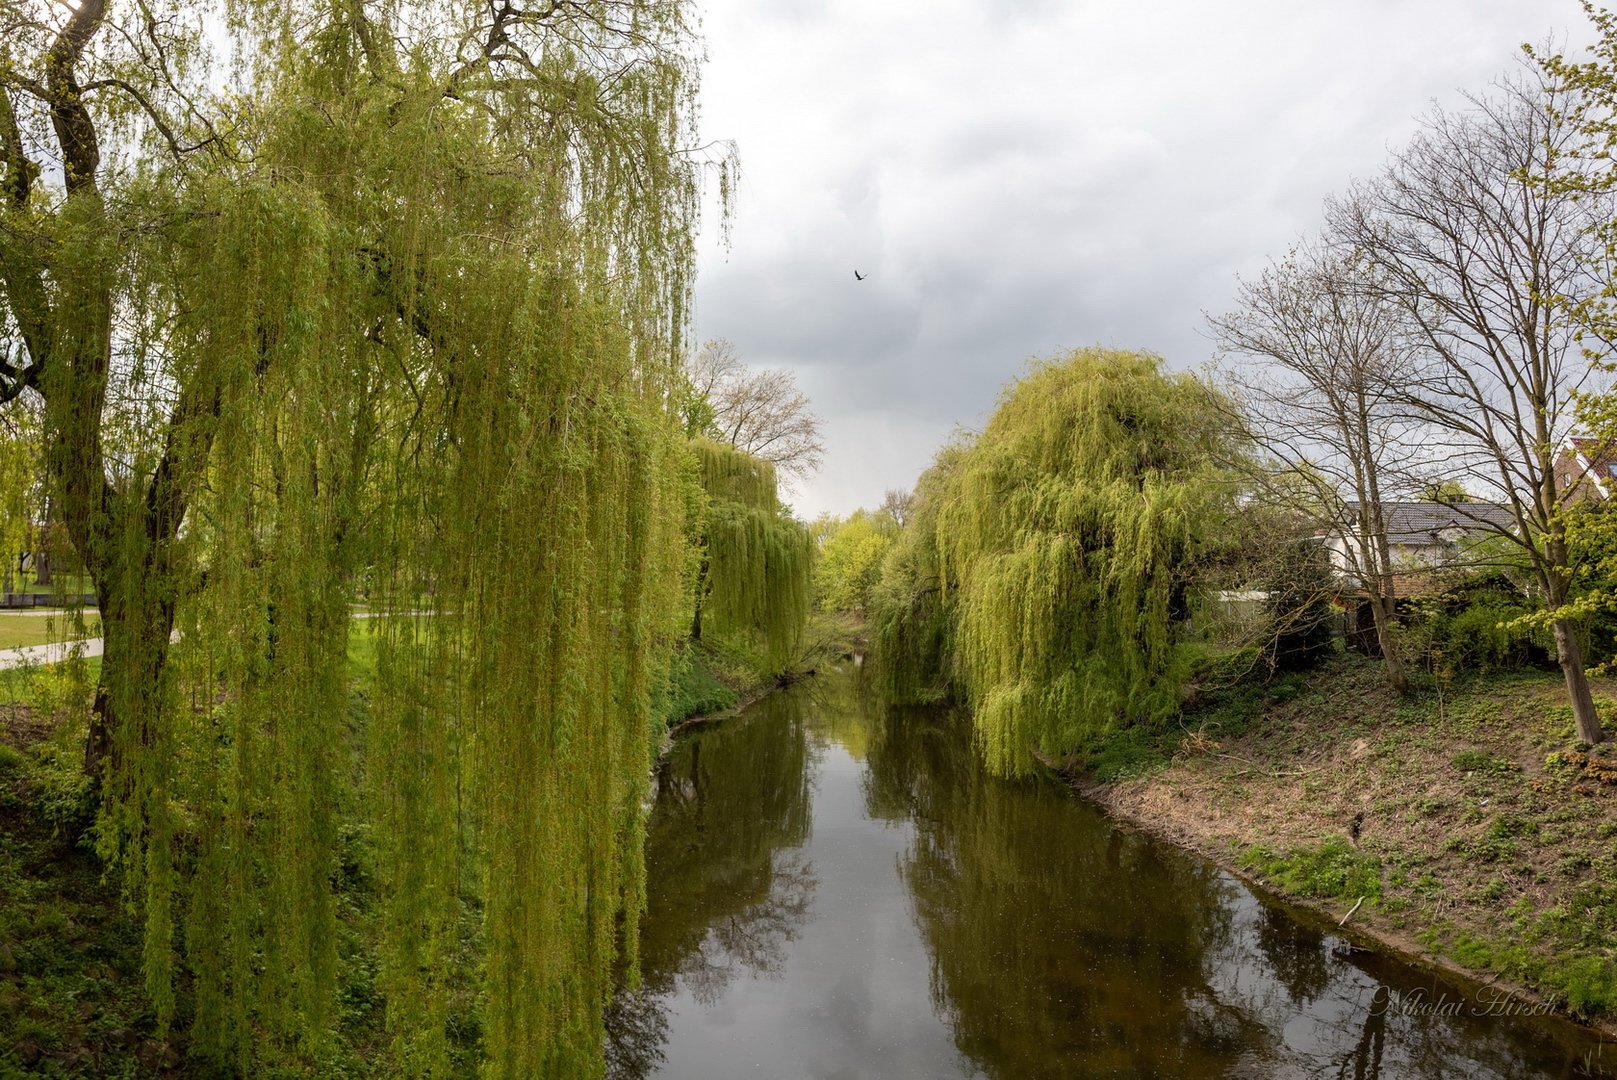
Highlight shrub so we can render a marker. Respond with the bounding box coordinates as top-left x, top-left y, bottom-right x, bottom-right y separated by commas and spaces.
1085, 725, 1172, 782
1260, 540, 1336, 672
1404, 576, 1549, 675
656, 645, 740, 727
